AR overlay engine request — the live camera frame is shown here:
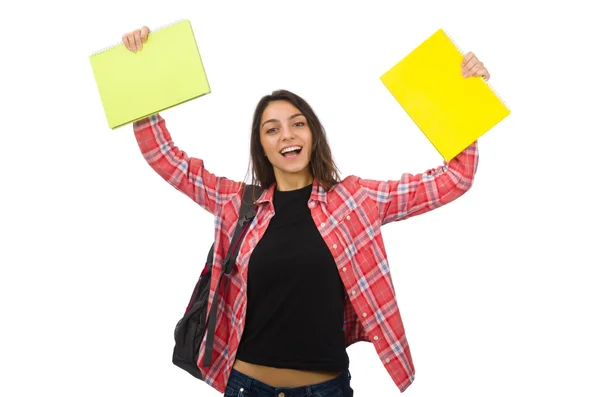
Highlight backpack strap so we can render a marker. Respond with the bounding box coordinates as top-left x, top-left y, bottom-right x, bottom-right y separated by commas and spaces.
222, 185, 261, 275
203, 183, 263, 367
204, 184, 260, 271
